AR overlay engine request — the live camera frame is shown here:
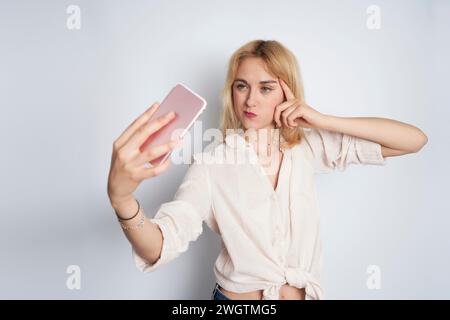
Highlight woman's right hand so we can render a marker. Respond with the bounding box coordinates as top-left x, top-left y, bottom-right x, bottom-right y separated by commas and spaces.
107, 102, 181, 208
